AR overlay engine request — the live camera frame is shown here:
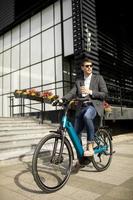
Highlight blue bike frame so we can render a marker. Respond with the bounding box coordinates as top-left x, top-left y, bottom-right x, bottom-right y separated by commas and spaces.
62, 115, 107, 159
62, 115, 84, 158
